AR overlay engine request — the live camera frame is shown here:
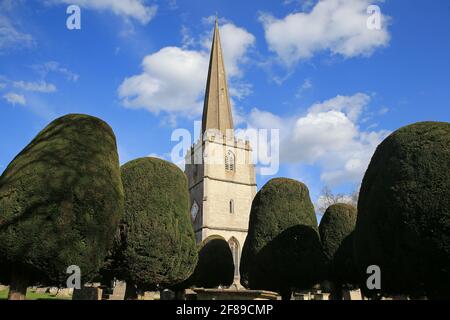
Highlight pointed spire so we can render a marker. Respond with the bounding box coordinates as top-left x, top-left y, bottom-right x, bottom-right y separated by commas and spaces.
201, 17, 234, 136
